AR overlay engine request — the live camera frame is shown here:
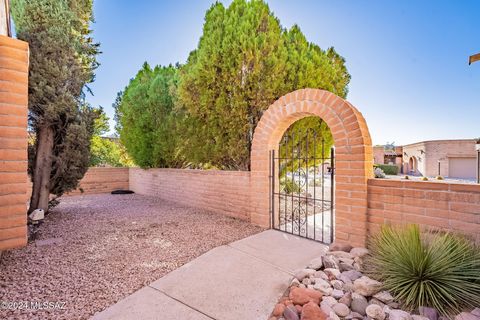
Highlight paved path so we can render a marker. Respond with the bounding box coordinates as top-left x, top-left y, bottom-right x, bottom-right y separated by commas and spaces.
92, 230, 328, 320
